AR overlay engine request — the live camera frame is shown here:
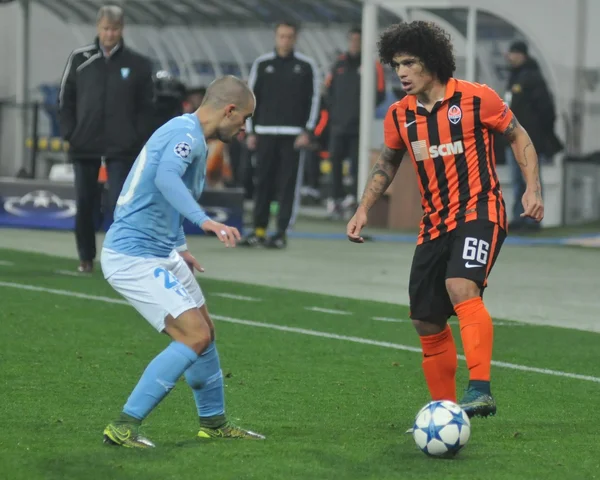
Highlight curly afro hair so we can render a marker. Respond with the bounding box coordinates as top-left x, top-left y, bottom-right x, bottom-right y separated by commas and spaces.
377, 21, 456, 83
